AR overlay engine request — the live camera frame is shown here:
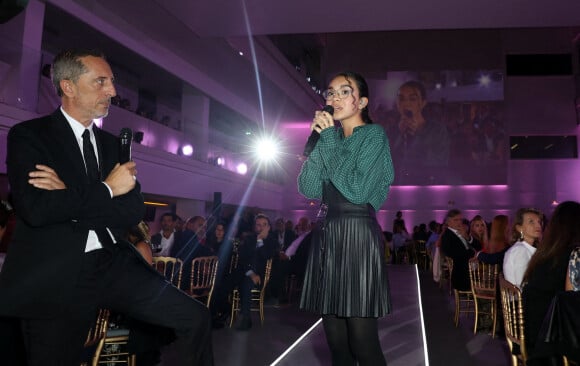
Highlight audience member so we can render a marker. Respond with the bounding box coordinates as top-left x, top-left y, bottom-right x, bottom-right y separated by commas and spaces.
150, 212, 181, 256
522, 201, 580, 365
441, 209, 478, 291
212, 214, 277, 331
392, 221, 411, 263
125, 221, 153, 264
392, 210, 408, 234
174, 215, 212, 291
425, 220, 441, 256
413, 223, 430, 242
503, 208, 542, 288
476, 214, 511, 268
269, 218, 297, 304
469, 215, 489, 251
